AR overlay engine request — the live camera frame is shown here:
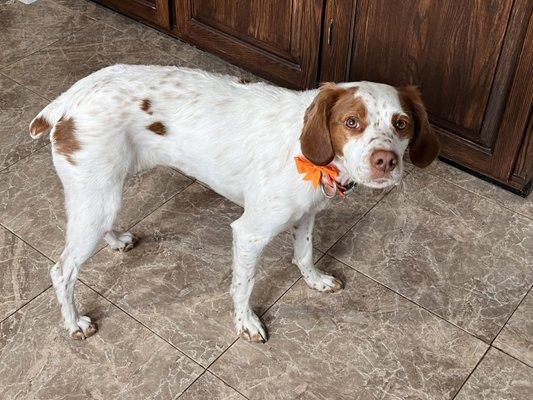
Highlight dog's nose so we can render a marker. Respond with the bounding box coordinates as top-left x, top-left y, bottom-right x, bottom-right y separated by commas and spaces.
370, 150, 398, 176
